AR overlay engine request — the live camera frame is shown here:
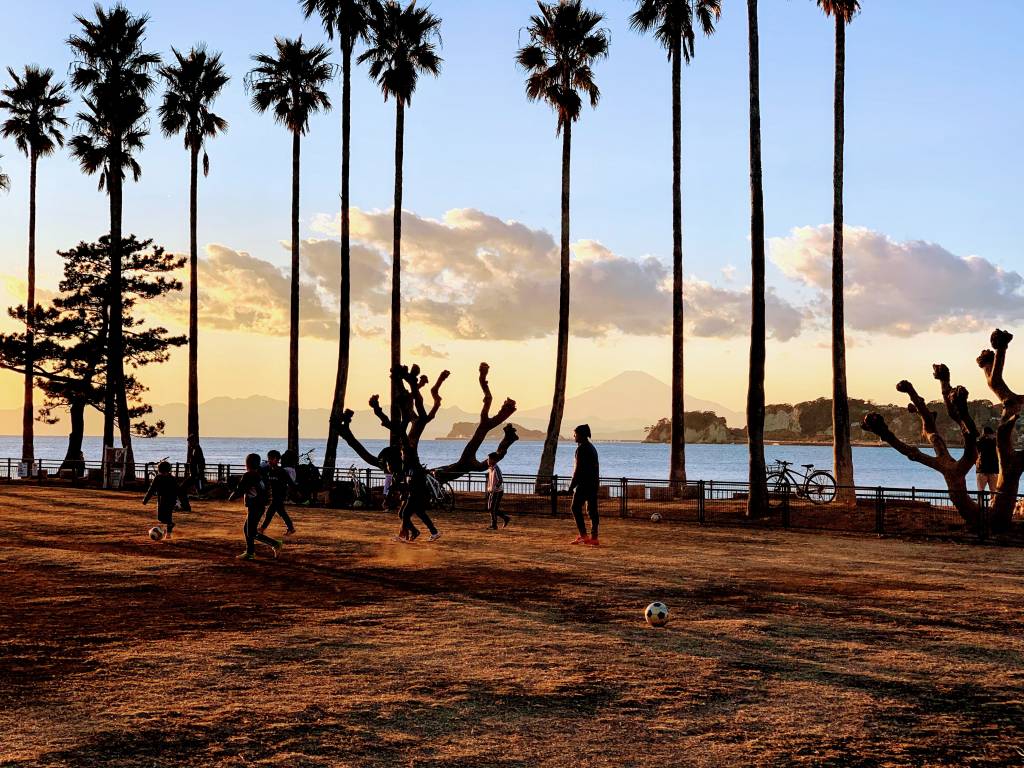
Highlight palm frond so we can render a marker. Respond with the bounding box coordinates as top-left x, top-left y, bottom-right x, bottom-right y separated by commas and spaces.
359, 0, 444, 106
246, 36, 335, 134
0, 65, 71, 158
